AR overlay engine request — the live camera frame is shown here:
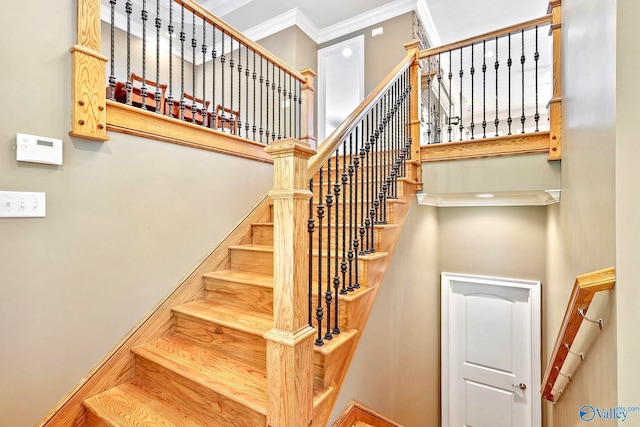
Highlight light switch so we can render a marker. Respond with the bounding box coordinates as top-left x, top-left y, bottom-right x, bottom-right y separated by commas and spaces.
0, 191, 46, 218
